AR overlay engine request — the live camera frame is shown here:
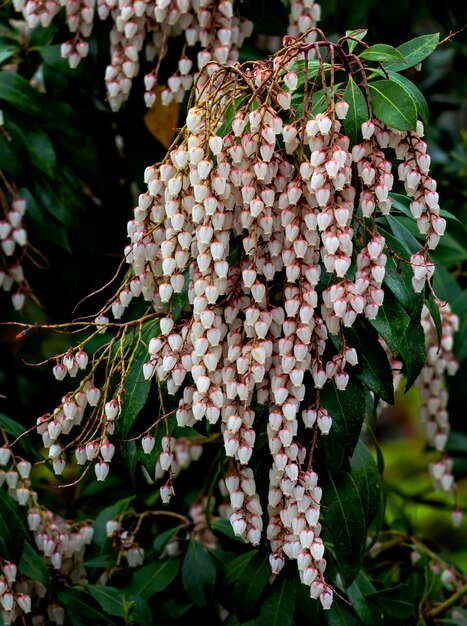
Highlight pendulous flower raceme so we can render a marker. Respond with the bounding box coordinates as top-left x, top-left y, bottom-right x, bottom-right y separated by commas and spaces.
113, 31, 454, 605
11, 0, 320, 112
7, 28, 460, 611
